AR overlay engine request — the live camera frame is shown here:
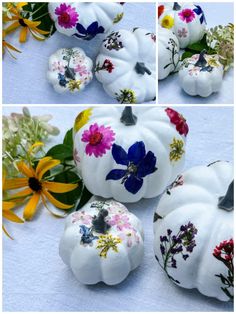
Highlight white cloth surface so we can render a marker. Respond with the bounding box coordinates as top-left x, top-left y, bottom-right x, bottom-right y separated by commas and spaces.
158, 2, 234, 104
2, 105, 234, 312
2, 3, 156, 105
